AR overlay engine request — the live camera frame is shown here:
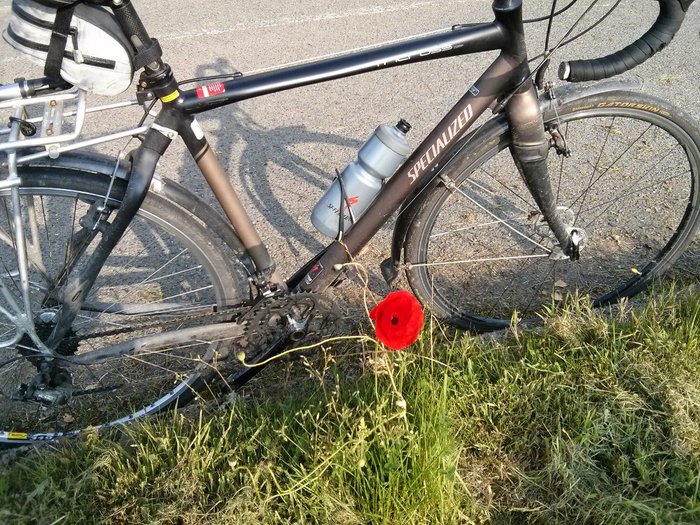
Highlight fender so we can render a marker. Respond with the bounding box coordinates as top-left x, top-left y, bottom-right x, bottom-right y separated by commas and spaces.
382, 78, 643, 284
19, 151, 251, 268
